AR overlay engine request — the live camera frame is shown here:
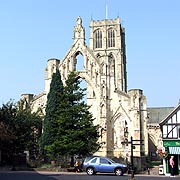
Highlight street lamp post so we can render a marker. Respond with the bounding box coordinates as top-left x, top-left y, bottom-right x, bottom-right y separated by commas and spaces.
124, 126, 129, 165
122, 131, 143, 179
130, 136, 134, 178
